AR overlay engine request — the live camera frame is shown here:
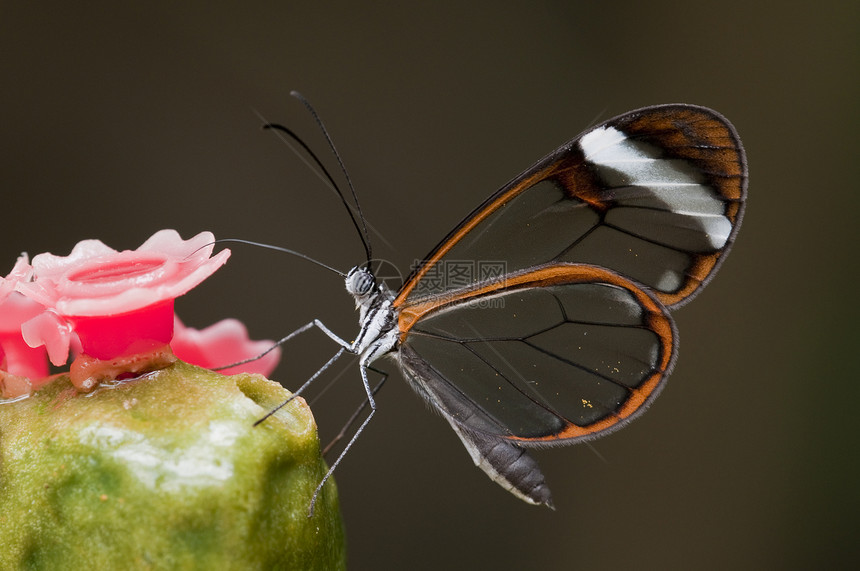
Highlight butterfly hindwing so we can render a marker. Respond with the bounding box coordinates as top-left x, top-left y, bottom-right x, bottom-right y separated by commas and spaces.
397, 264, 676, 443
